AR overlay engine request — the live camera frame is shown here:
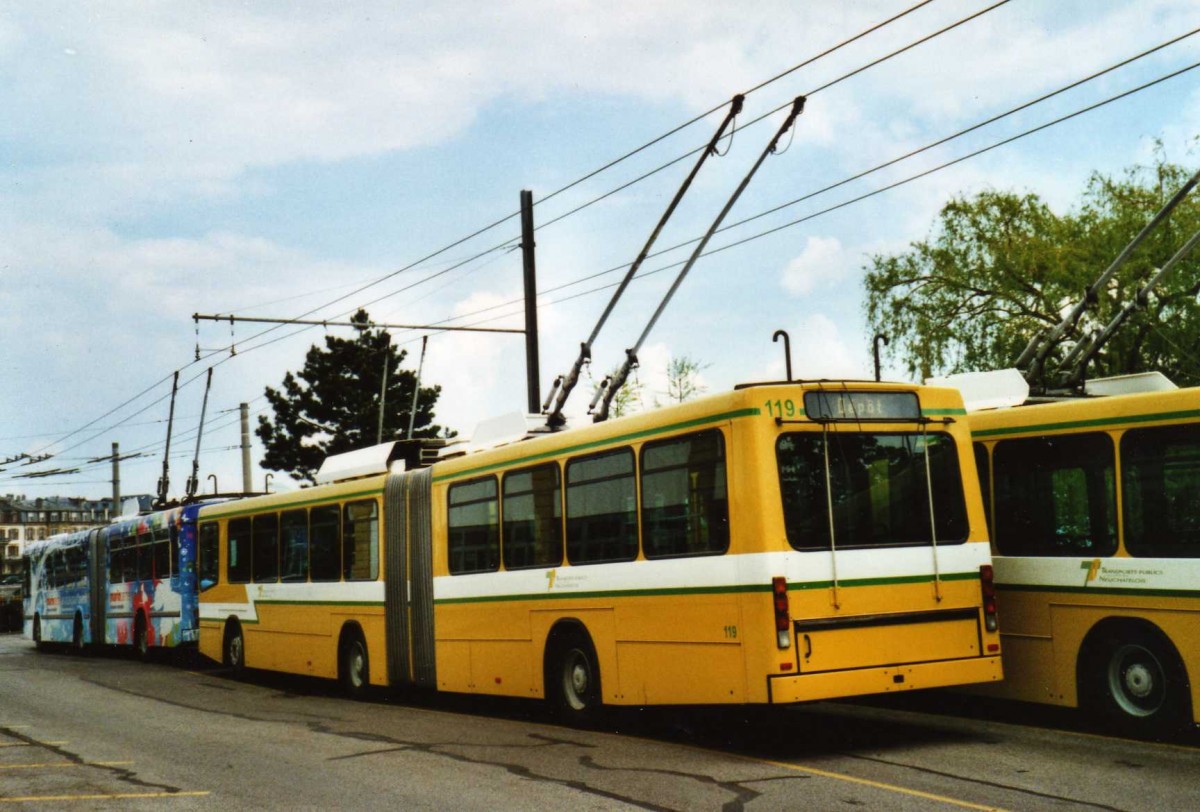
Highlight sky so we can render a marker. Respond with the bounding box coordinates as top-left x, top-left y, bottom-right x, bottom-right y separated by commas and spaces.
2, 0, 1199, 500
